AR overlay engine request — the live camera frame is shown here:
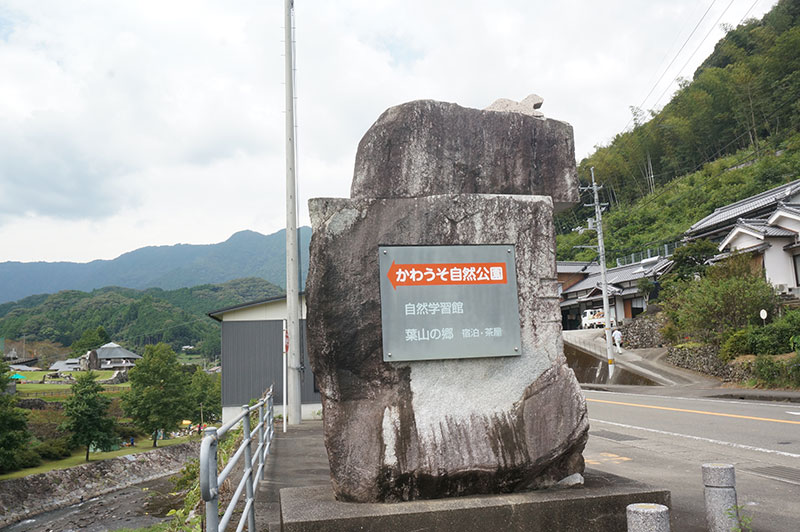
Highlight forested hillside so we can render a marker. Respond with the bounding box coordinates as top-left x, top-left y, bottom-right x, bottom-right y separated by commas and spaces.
557, 0, 800, 261
0, 277, 282, 358
0, 227, 311, 304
